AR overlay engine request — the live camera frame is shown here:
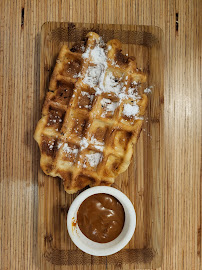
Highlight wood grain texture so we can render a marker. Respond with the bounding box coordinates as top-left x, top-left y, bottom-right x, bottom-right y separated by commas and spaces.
0, 1, 201, 270
38, 22, 164, 270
